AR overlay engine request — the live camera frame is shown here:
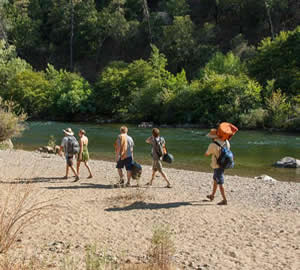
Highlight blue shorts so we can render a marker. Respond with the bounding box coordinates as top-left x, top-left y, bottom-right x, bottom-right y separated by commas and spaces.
213, 168, 225, 185
116, 157, 133, 171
